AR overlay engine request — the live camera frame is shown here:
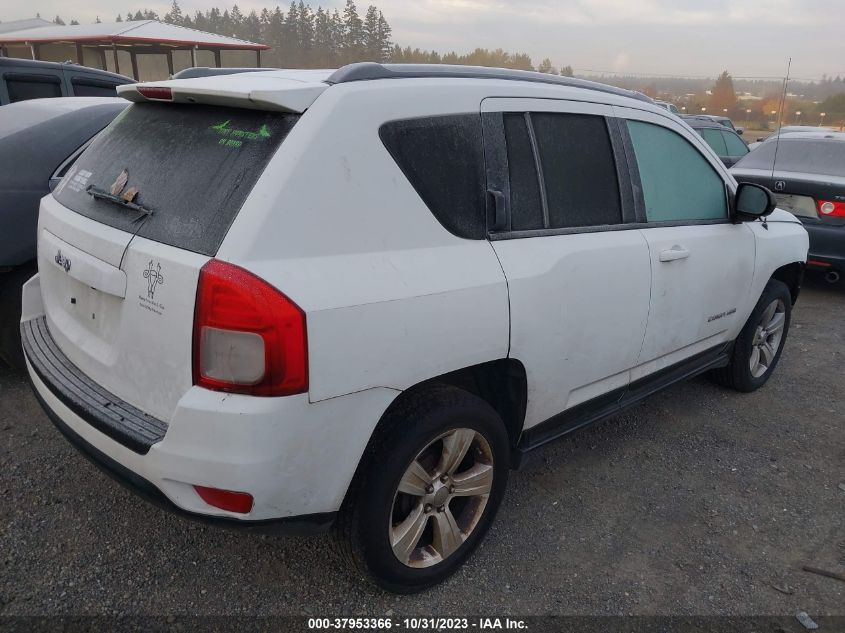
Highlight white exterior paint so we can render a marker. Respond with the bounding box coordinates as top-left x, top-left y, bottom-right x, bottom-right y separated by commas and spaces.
23, 70, 809, 522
